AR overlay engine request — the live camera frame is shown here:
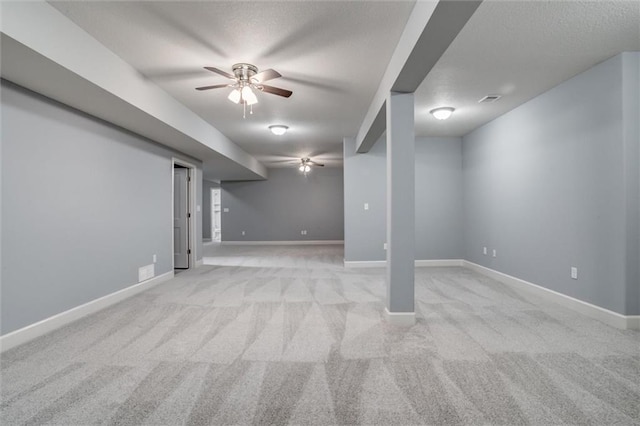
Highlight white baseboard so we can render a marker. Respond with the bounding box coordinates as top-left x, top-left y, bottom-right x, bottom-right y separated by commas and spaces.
344, 260, 386, 268
344, 259, 463, 268
0, 271, 174, 353
384, 308, 415, 327
222, 240, 344, 246
195, 259, 204, 267
415, 259, 464, 267
463, 261, 639, 331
